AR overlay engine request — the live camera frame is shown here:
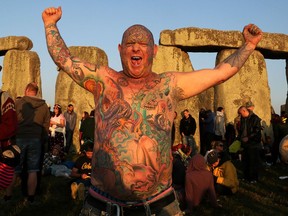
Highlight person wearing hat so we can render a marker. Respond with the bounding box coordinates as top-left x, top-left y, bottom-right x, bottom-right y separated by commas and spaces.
0, 145, 21, 190
245, 101, 255, 113
206, 149, 239, 195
